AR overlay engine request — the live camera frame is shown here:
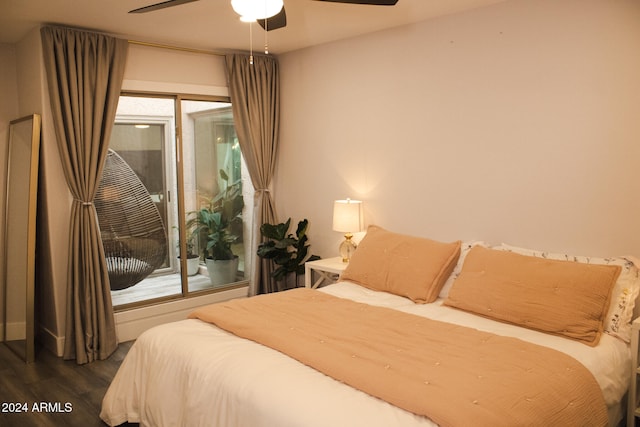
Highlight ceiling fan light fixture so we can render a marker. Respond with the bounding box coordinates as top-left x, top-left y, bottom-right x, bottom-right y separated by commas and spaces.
231, 0, 283, 20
